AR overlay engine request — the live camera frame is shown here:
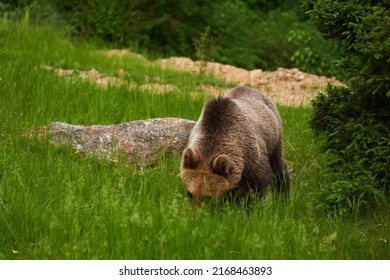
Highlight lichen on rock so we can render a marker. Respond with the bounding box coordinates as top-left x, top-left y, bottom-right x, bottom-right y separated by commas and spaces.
47, 118, 195, 166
